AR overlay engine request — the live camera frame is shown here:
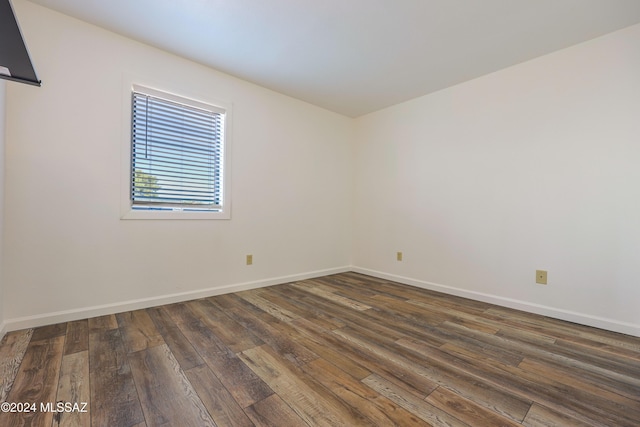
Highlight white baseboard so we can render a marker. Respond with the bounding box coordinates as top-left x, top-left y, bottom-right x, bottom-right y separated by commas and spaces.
352, 267, 640, 338
0, 321, 6, 343
5, 265, 638, 338
3, 266, 350, 333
